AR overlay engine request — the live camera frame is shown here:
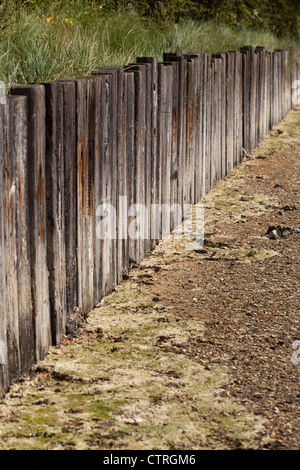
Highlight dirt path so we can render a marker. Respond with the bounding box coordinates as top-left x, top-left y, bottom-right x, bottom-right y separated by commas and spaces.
0, 108, 299, 450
